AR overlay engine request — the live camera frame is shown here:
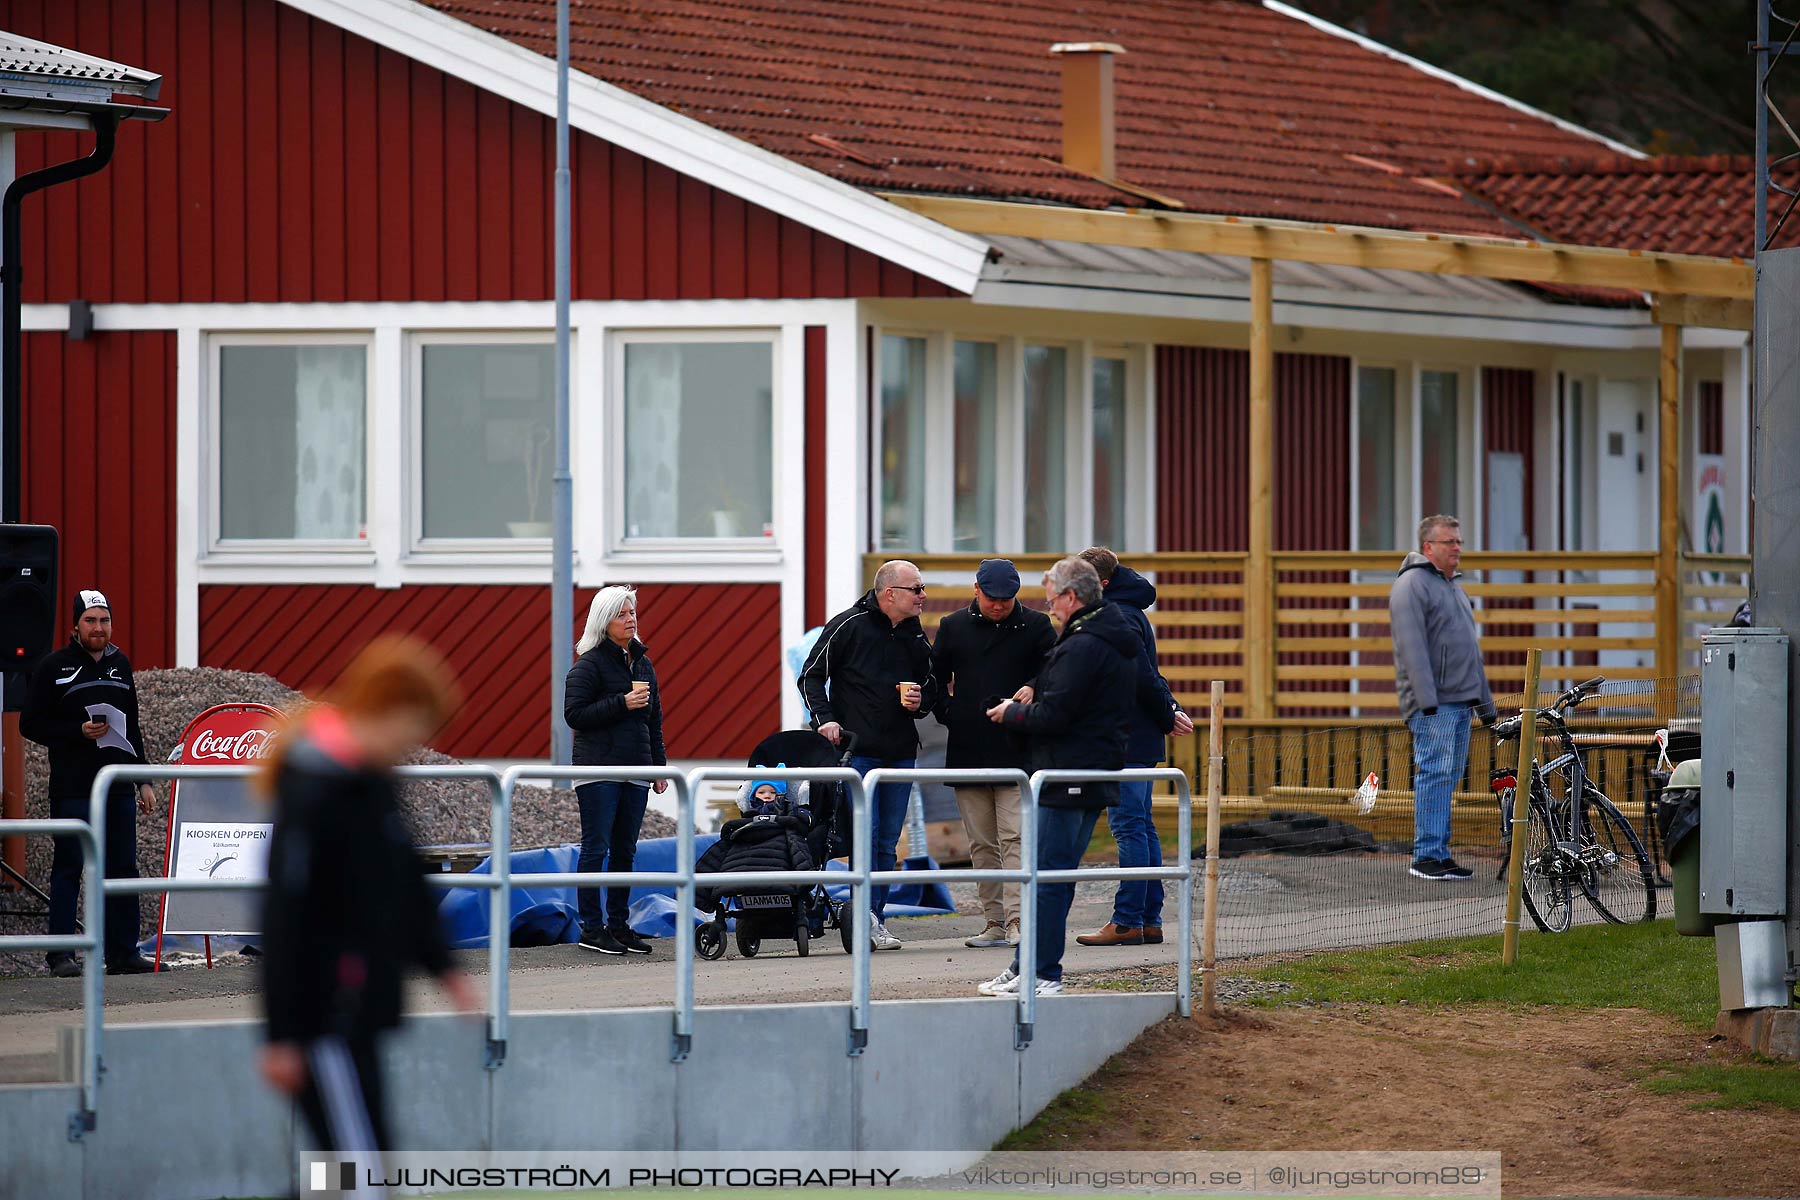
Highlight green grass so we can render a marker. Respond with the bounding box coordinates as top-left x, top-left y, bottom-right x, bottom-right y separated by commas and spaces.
995, 1084, 1122, 1150
1639, 1061, 1800, 1110
1245, 919, 1719, 1030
